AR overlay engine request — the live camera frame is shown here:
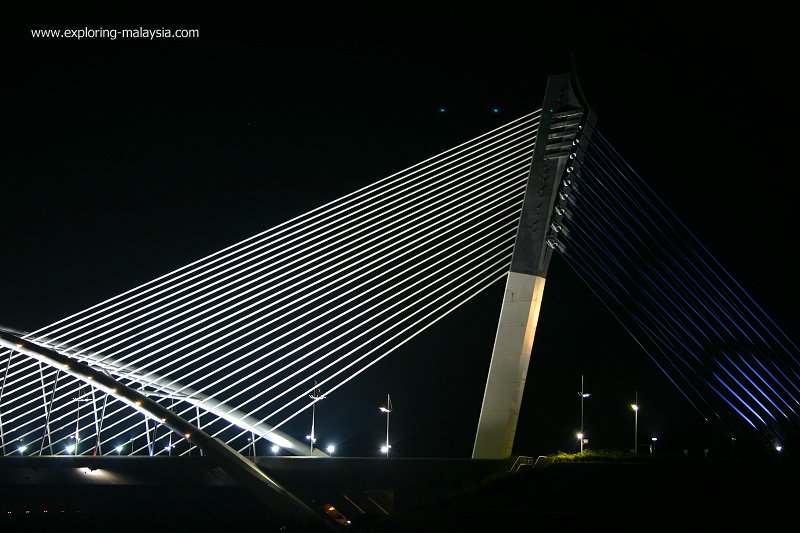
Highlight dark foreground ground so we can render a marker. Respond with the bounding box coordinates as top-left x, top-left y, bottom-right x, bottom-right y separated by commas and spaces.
1, 455, 797, 532
369, 457, 799, 532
